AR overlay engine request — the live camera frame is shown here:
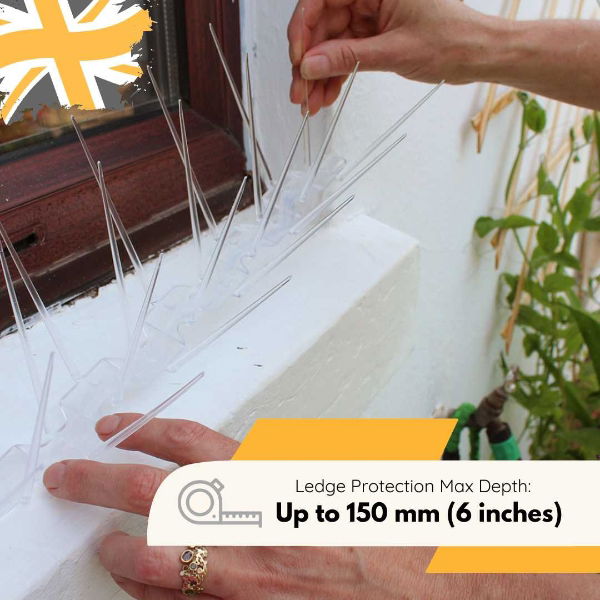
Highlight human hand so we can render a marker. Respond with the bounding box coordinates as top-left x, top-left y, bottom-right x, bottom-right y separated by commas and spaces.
41, 414, 401, 599
288, 0, 495, 114
42, 414, 599, 599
